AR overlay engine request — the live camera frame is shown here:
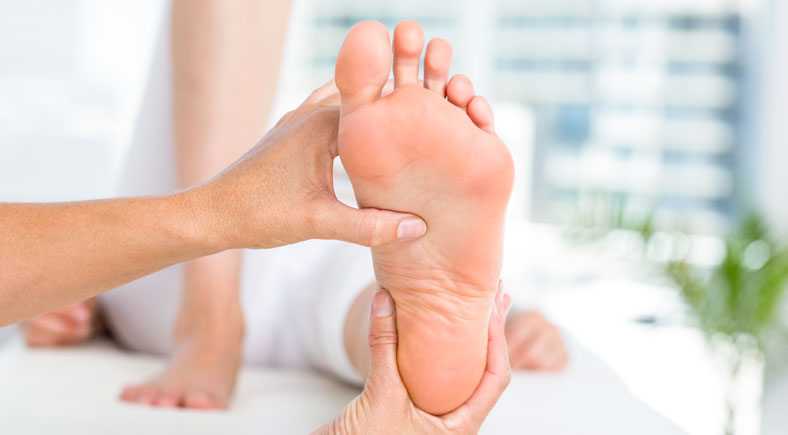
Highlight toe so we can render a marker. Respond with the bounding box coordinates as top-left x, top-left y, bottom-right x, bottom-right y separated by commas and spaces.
447, 74, 475, 111
424, 38, 452, 97
467, 96, 495, 134
184, 392, 225, 410
154, 392, 180, 408
335, 21, 392, 113
393, 20, 425, 88
119, 385, 141, 402
137, 387, 158, 405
